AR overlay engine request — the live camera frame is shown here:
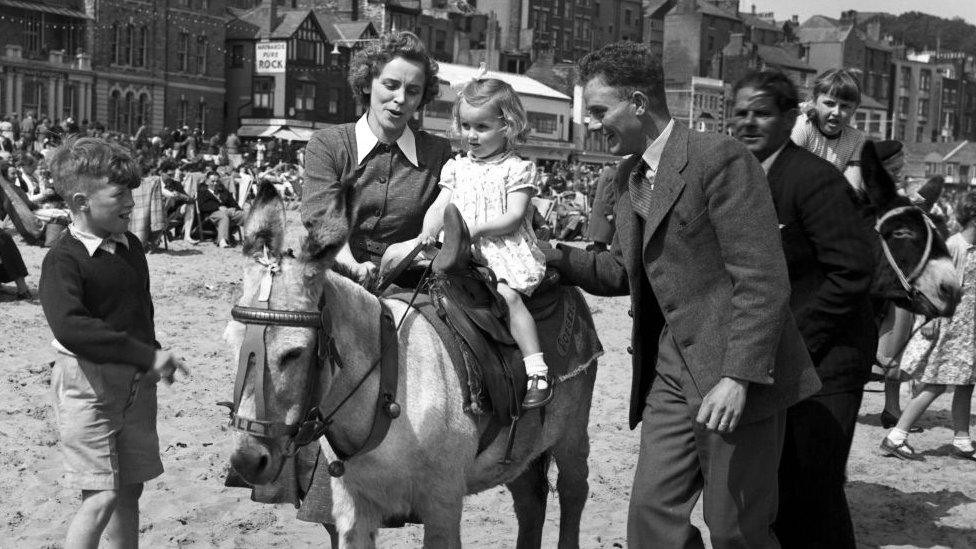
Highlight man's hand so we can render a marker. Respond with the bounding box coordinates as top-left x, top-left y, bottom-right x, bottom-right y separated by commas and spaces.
352, 260, 378, 288
152, 350, 190, 385
695, 377, 749, 434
